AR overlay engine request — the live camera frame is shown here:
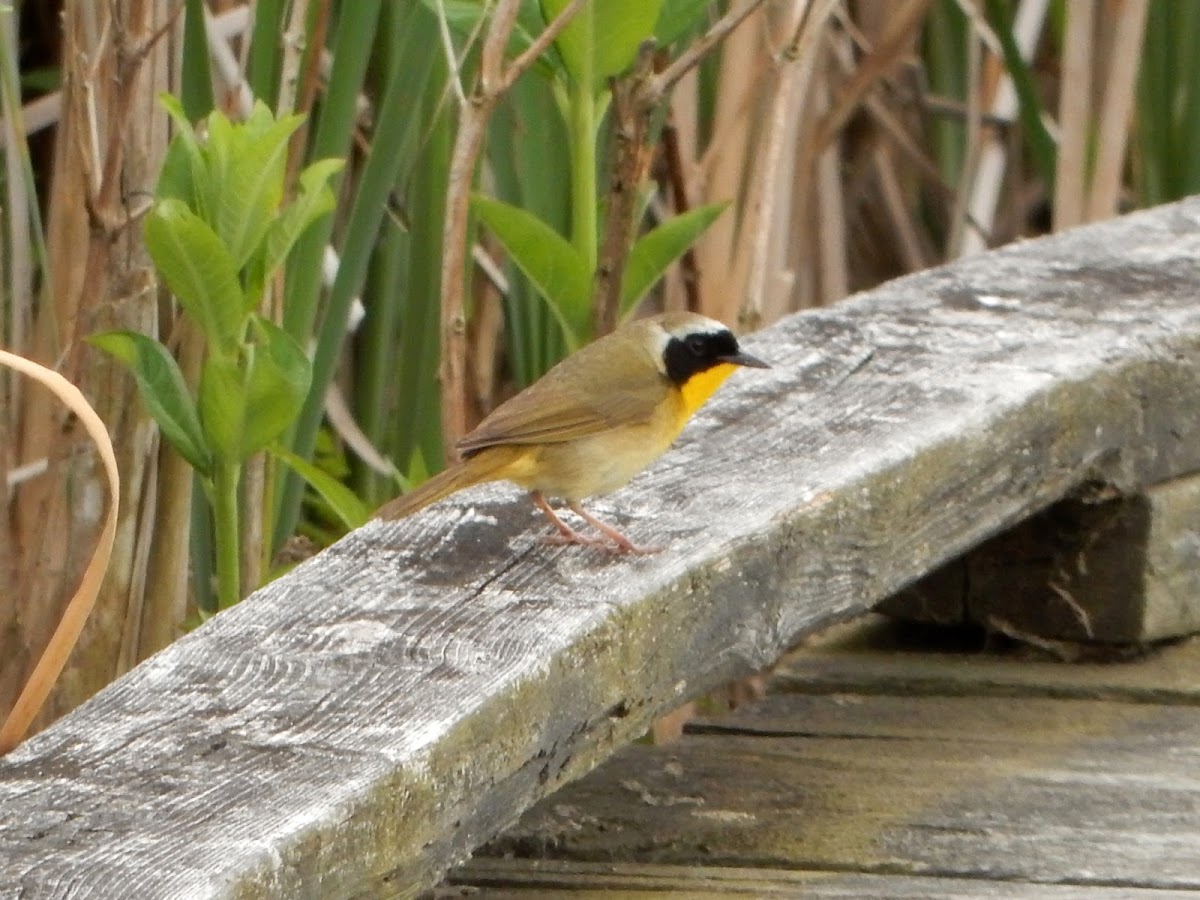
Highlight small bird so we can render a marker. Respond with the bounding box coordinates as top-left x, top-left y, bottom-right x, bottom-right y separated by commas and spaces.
376, 312, 769, 553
